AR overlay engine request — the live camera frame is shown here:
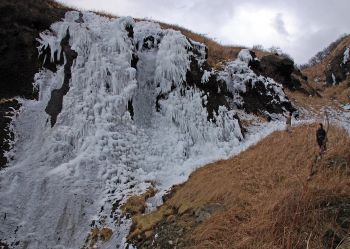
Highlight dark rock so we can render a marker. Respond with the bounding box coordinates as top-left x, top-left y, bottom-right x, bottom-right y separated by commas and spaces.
325, 47, 350, 85
131, 53, 138, 69
185, 55, 231, 120
0, 0, 71, 100
0, 240, 10, 249
39, 43, 65, 73
249, 53, 304, 91
44, 30, 77, 127
0, 99, 20, 169
75, 12, 84, 24
142, 35, 156, 50
0, 0, 71, 168
127, 100, 134, 119
125, 23, 134, 39
241, 79, 295, 116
